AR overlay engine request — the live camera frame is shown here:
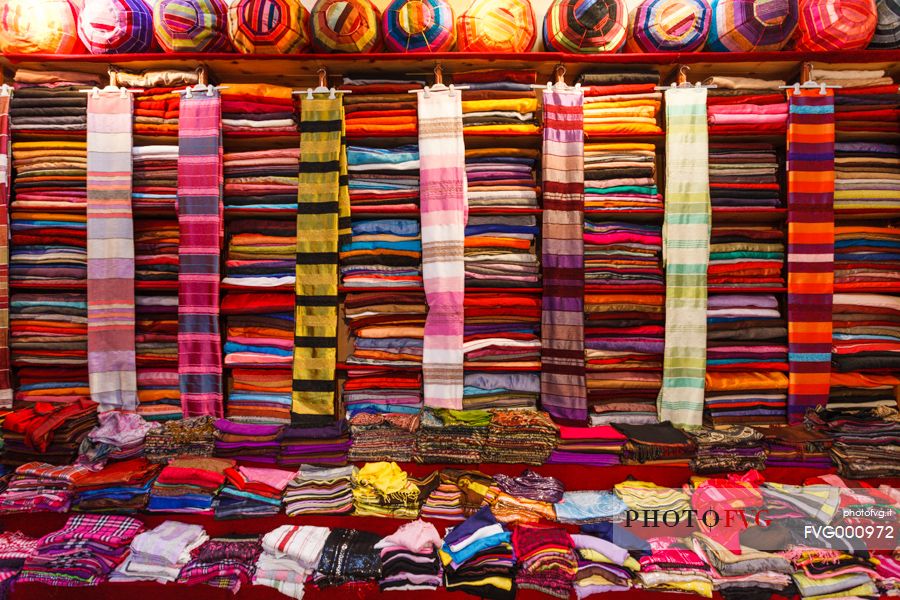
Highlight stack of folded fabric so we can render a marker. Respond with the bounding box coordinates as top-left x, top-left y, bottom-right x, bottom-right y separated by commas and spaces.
135, 297, 181, 421
77, 410, 152, 467
221, 84, 297, 135
584, 143, 662, 212
343, 292, 426, 368
254, 525, 329, 599
376, 520, 443, 592
340, 75, 424, 137
465, 147, 540, 208
703, 75, 788, 134
0, 531, 39, 596
177, 535, 263, 593
811, 68, 899, 136
441, 506, 516, 599
214, 419, 282, 464
584, 293, 664, 425
761, 424, 833, 469
420, 475, 466, 521
344, 370, 422, 418
312, 528, 384, 588
571, 532, 637, 595
512, 524, 578, 598
483, 410, 558, 465
835, 224, 900, 288
456, 70, 539, 135
0, 462, 90, 513
134, 220, 178, 283
352, 461, 429, 519
347, 145, 420, 211
690, 532, 792, 594
215, 464, 294, 519
131, 145, 178, 210
112, 521, 208, 583
462, 372, 540, 411
614, 422, 696, 465
465, 215, 539, 287
708, 143, 782, 208
132, 87, 178, 137
548, 425, 626, 466
637, 537, 713, 597
341, 219, 422, 288
228, 368, 292, 425
223, 148, 300, 213
223, 219, 296, 288
464, 294, 541, 375
70, 458, 162, 513
147, 456, 234, 513
284, 465, 355, 516
578, 70, 662, 136
686, 426, 768, 473
9, 211, 86, 283
1, 400, 97, 465
349, 412, 419, 462
709, 225, 785, 288
612, 477, 678, 512
144, 415, 216, 463
584, 220, 663, 287
18, 514, 144, 587
807, 406, 900, 478
833, 143, 900, 210
415, 409, 489, 464
276, 420, 351, 467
